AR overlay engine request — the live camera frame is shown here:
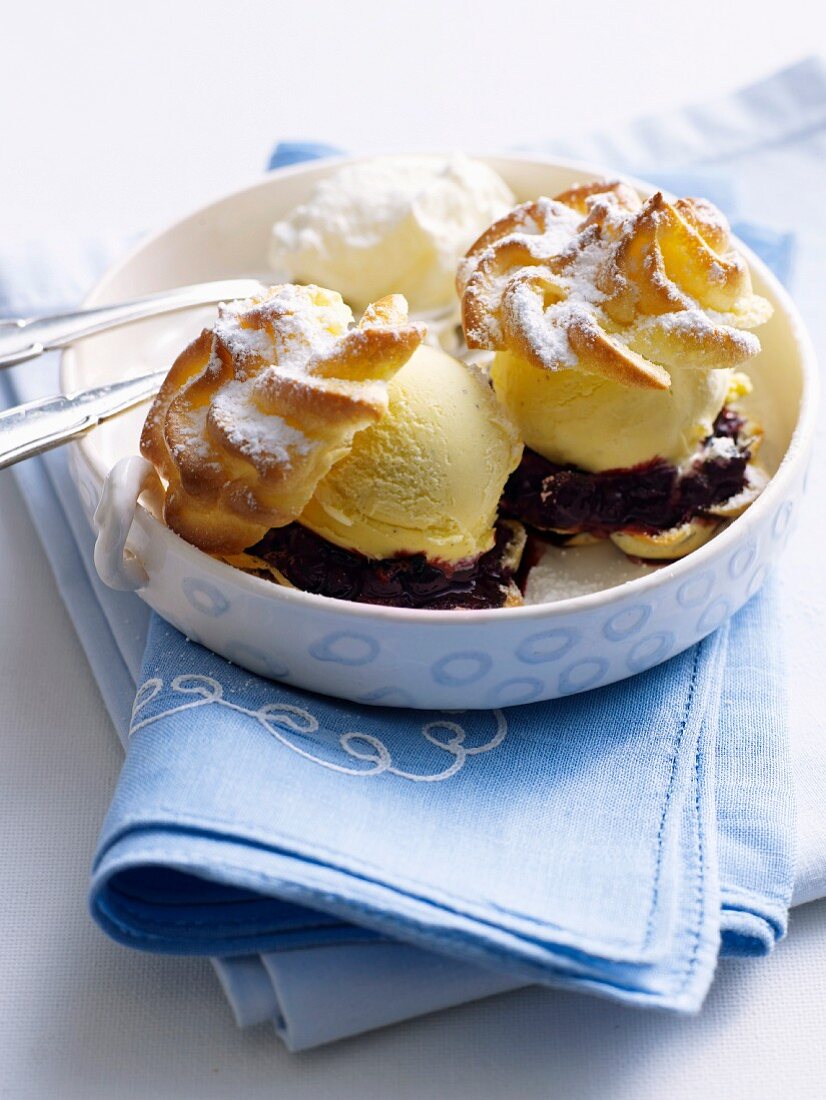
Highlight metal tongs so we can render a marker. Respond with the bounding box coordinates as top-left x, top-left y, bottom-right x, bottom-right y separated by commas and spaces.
0, 278, 263, 470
